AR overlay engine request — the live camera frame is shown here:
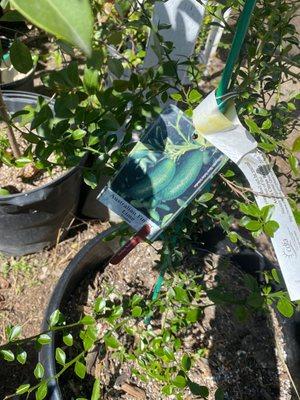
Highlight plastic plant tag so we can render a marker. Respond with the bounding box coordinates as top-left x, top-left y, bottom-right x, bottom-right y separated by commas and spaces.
143, 0, 207, 82
193, 91, 300, 301
98, 105, 226, 240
